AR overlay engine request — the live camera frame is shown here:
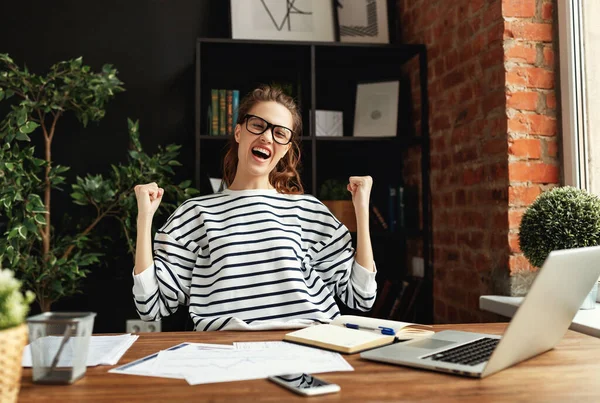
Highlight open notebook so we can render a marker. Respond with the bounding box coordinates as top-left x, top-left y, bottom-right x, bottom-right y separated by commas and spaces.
283, 315, 433, 354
